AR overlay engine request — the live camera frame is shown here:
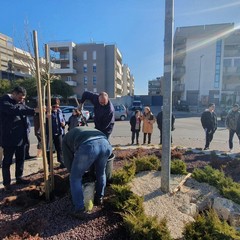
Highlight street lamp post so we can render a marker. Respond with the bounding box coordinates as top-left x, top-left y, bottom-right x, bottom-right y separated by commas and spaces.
198, 55, 204, 111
